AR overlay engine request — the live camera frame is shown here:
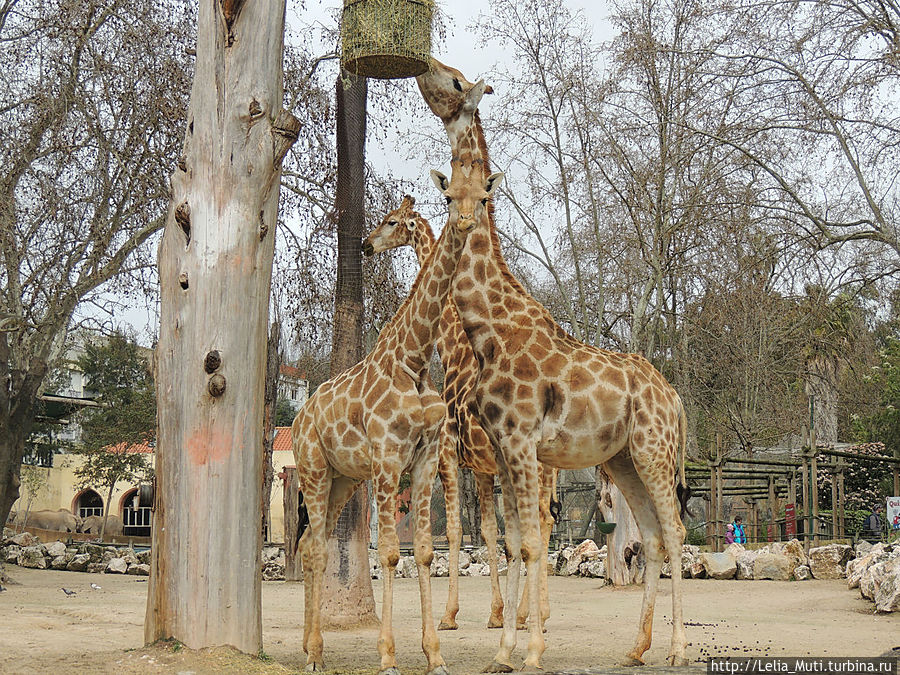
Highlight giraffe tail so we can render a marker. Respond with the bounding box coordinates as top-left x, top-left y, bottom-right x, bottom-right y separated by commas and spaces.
675, 401, 693, 520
